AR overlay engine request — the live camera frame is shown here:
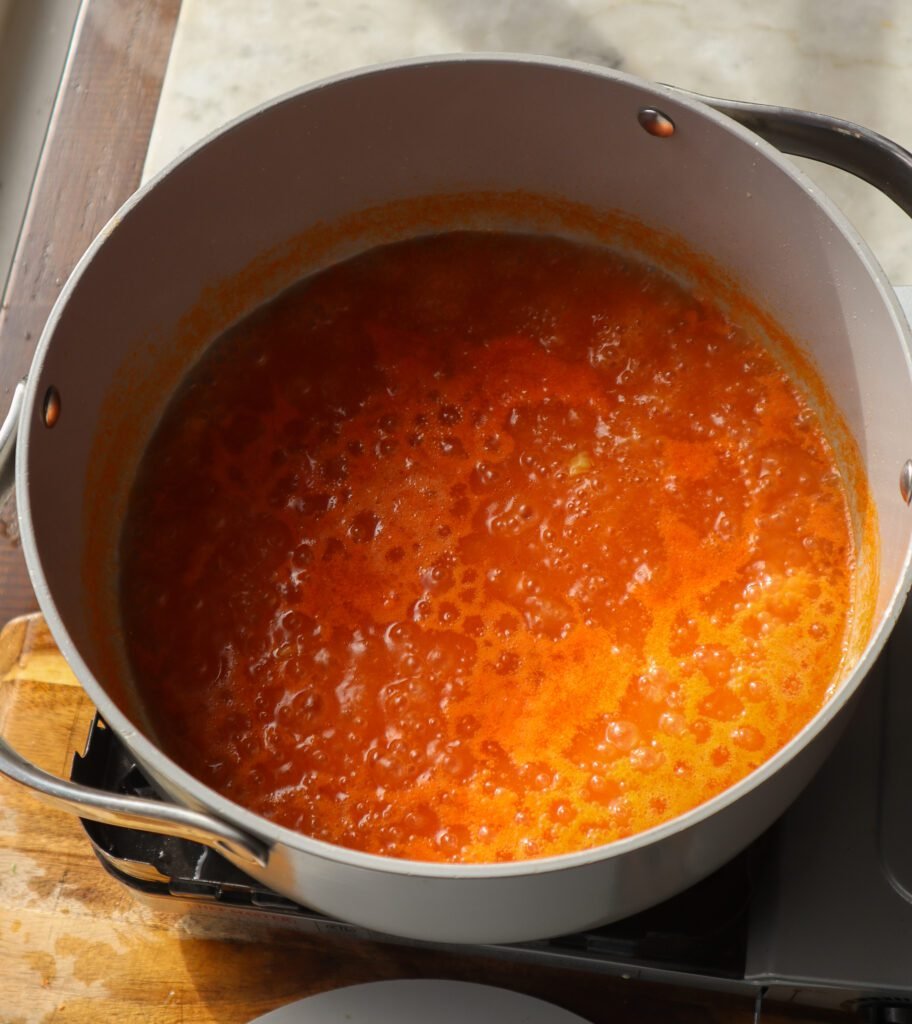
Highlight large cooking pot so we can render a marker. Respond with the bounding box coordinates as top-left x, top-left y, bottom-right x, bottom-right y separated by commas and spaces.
1, 55, 911, 944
